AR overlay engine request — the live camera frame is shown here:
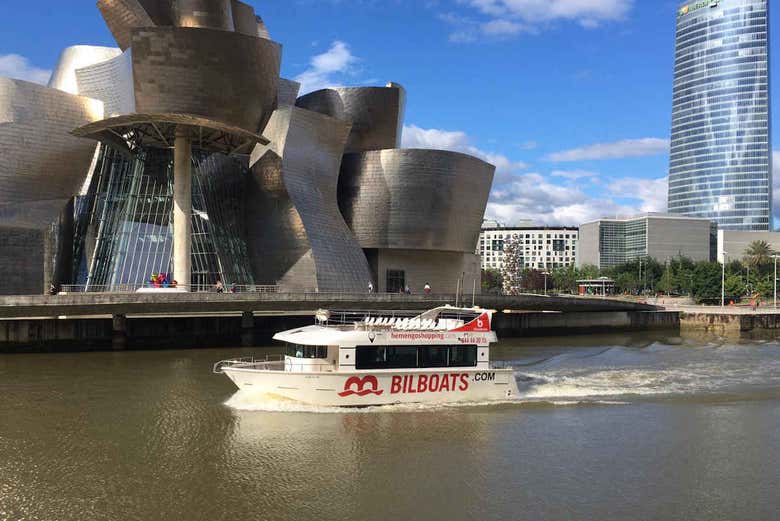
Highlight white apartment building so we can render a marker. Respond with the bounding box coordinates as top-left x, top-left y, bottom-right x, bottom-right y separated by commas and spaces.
478, 223, 579, 271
